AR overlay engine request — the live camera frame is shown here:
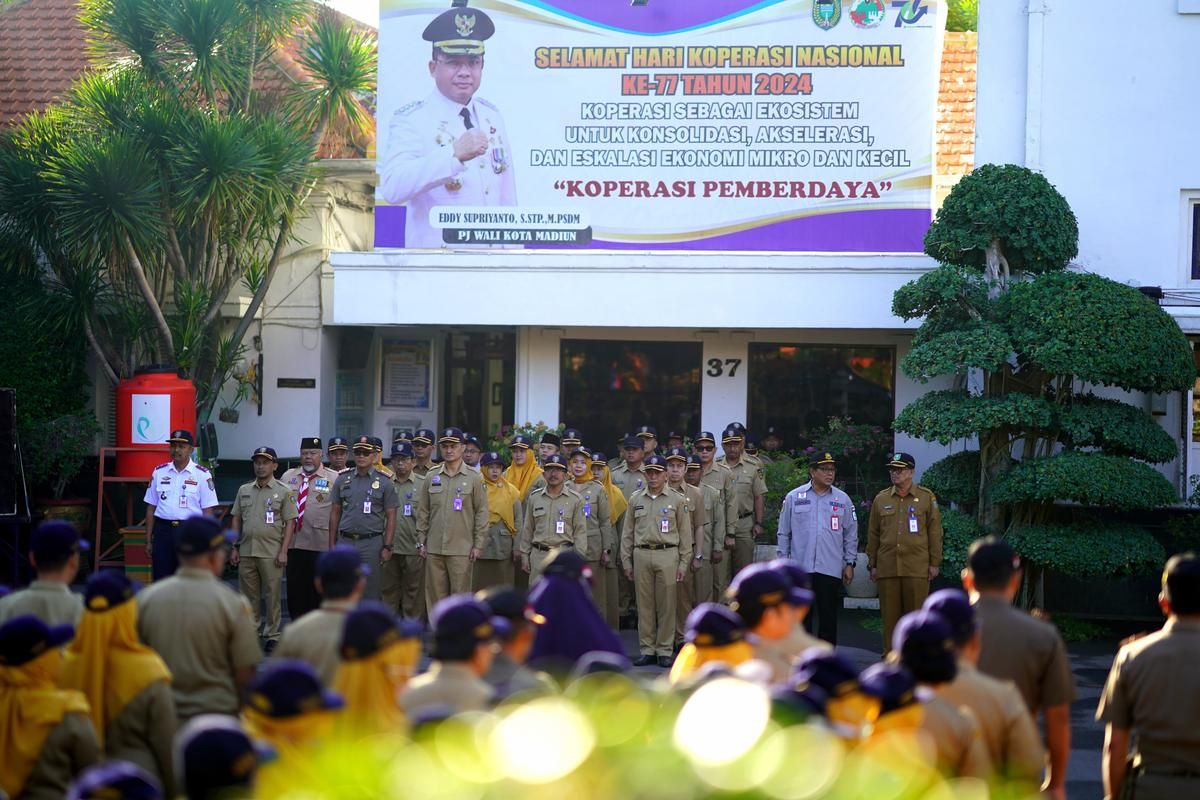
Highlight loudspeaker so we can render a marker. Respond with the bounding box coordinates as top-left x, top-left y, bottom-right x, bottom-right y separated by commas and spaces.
0, 389, 17, 518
